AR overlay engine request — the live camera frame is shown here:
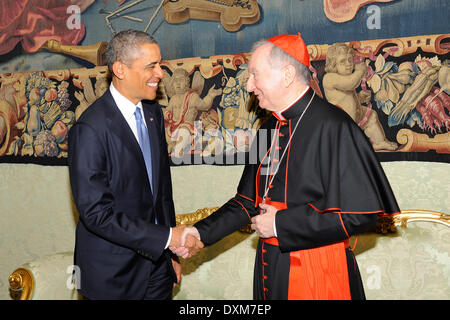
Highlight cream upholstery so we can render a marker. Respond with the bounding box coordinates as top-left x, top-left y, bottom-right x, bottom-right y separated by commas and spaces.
8, 210, 450, 300
3, 161, 449, 299
174, 231, 256, 300
357, 215, 450, 299
9, 252, 80, 300
177, 210, 450, 300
